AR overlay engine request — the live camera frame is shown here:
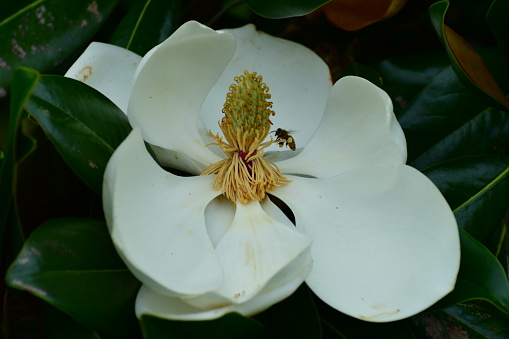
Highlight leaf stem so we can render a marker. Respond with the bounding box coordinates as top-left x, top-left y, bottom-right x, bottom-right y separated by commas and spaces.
207, 0, 245, 27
